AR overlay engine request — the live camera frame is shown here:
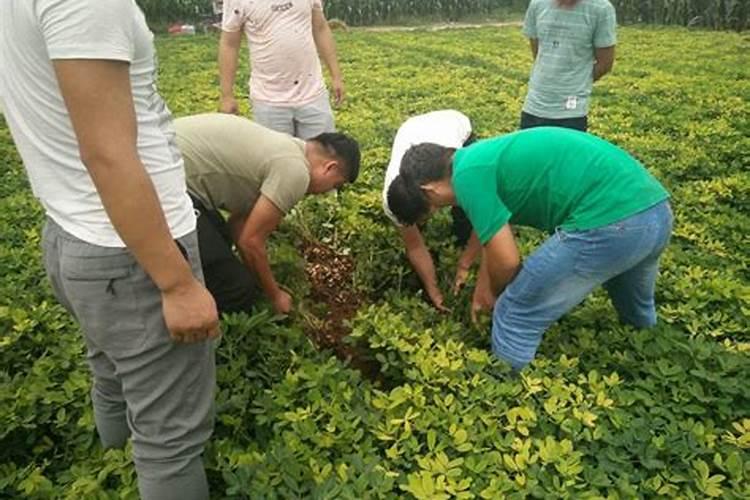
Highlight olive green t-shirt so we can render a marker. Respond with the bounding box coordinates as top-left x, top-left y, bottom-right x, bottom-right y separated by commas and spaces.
175, 113, 310, 216
452, 127, 669, 244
